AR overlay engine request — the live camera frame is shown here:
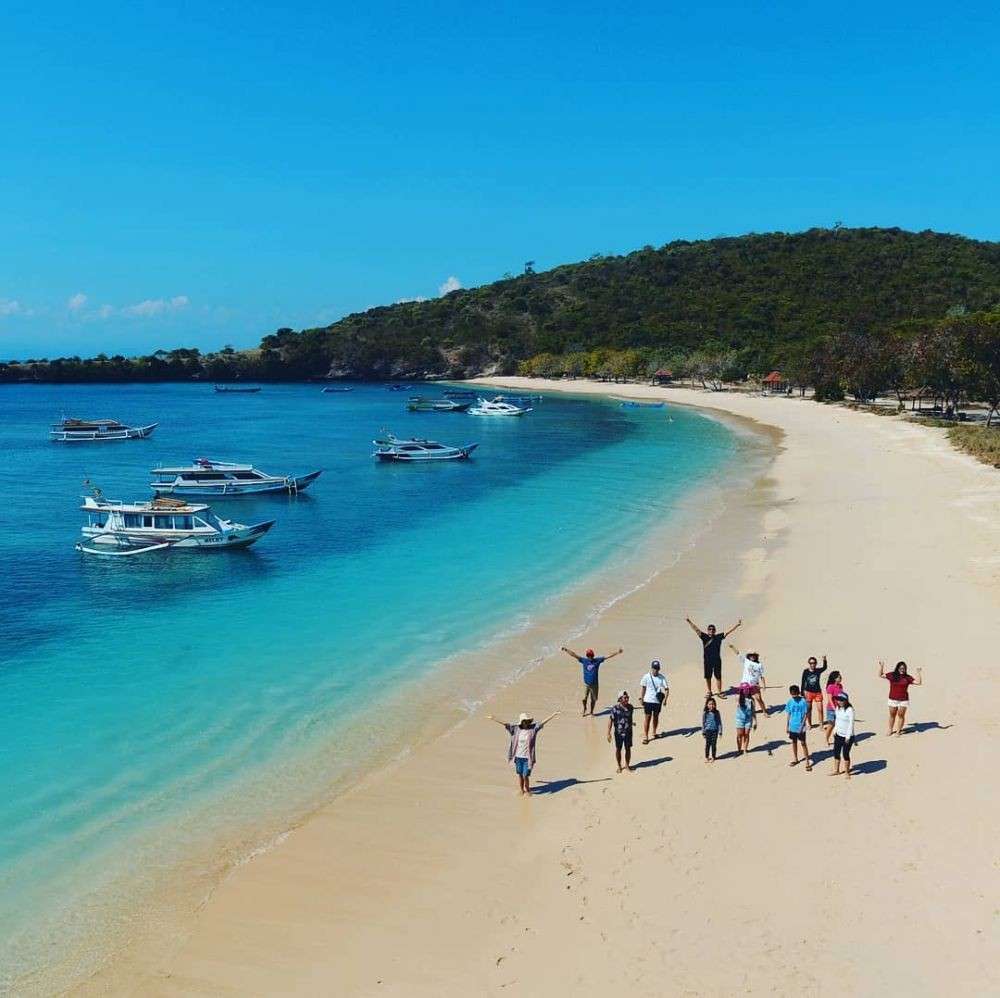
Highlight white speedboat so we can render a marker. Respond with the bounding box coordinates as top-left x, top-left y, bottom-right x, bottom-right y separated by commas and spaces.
50, 417, 157, 442
214, 385, 261, 393
372, 434, 478, 461
150, 459, 322, 496
467, 397, 532, 416
77, 493, 274, 554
